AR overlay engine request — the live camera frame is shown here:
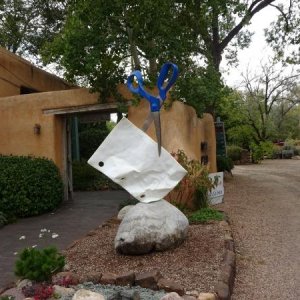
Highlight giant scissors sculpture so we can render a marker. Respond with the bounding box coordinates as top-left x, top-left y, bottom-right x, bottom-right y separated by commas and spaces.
127, 62, 179, 156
